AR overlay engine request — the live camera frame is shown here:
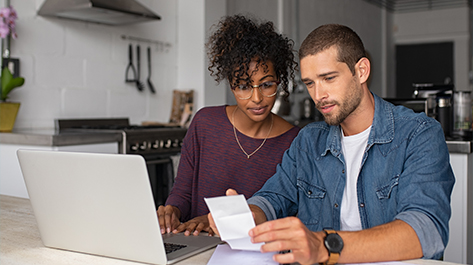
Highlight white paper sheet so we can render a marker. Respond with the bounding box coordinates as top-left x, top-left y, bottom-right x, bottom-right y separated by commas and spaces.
204, 195, 263, 251
207, 247, 420, 265
207, 244, 278, 265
